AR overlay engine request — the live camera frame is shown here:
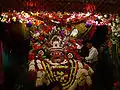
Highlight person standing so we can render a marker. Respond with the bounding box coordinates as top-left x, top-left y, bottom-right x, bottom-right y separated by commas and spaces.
81, 40, 98, 90
81, 41, 98, 71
